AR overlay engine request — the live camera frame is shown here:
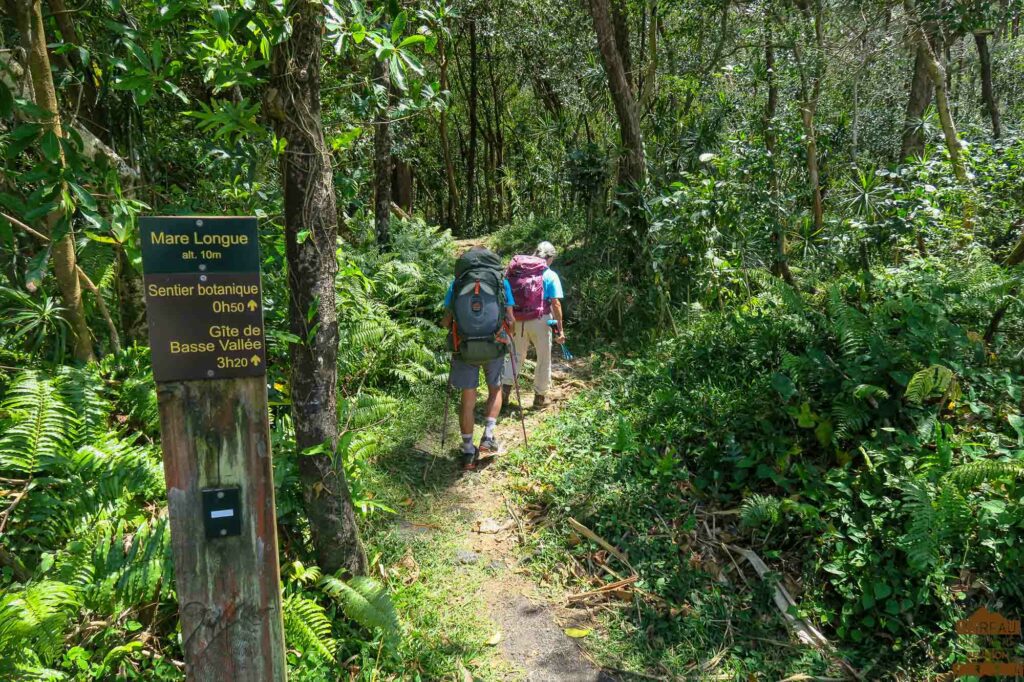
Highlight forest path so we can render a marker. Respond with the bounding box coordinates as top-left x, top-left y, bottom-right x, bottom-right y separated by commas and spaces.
452, 359, 613, 681
401, 355, 617, 681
